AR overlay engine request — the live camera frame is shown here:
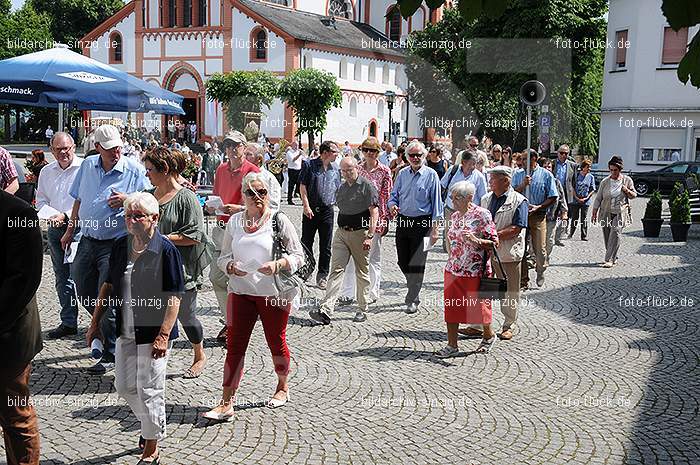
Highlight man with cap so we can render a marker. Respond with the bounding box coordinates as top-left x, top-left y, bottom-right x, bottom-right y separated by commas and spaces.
207, 130, 260, 341
480, 165, 529, 340
60, 124, 150, 374
512, 149, 558, 289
